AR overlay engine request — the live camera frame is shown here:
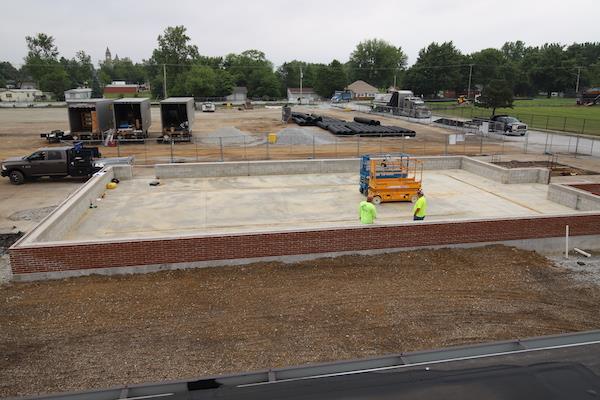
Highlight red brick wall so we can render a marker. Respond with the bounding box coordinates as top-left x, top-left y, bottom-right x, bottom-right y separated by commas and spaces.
10, 214, 600, 275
